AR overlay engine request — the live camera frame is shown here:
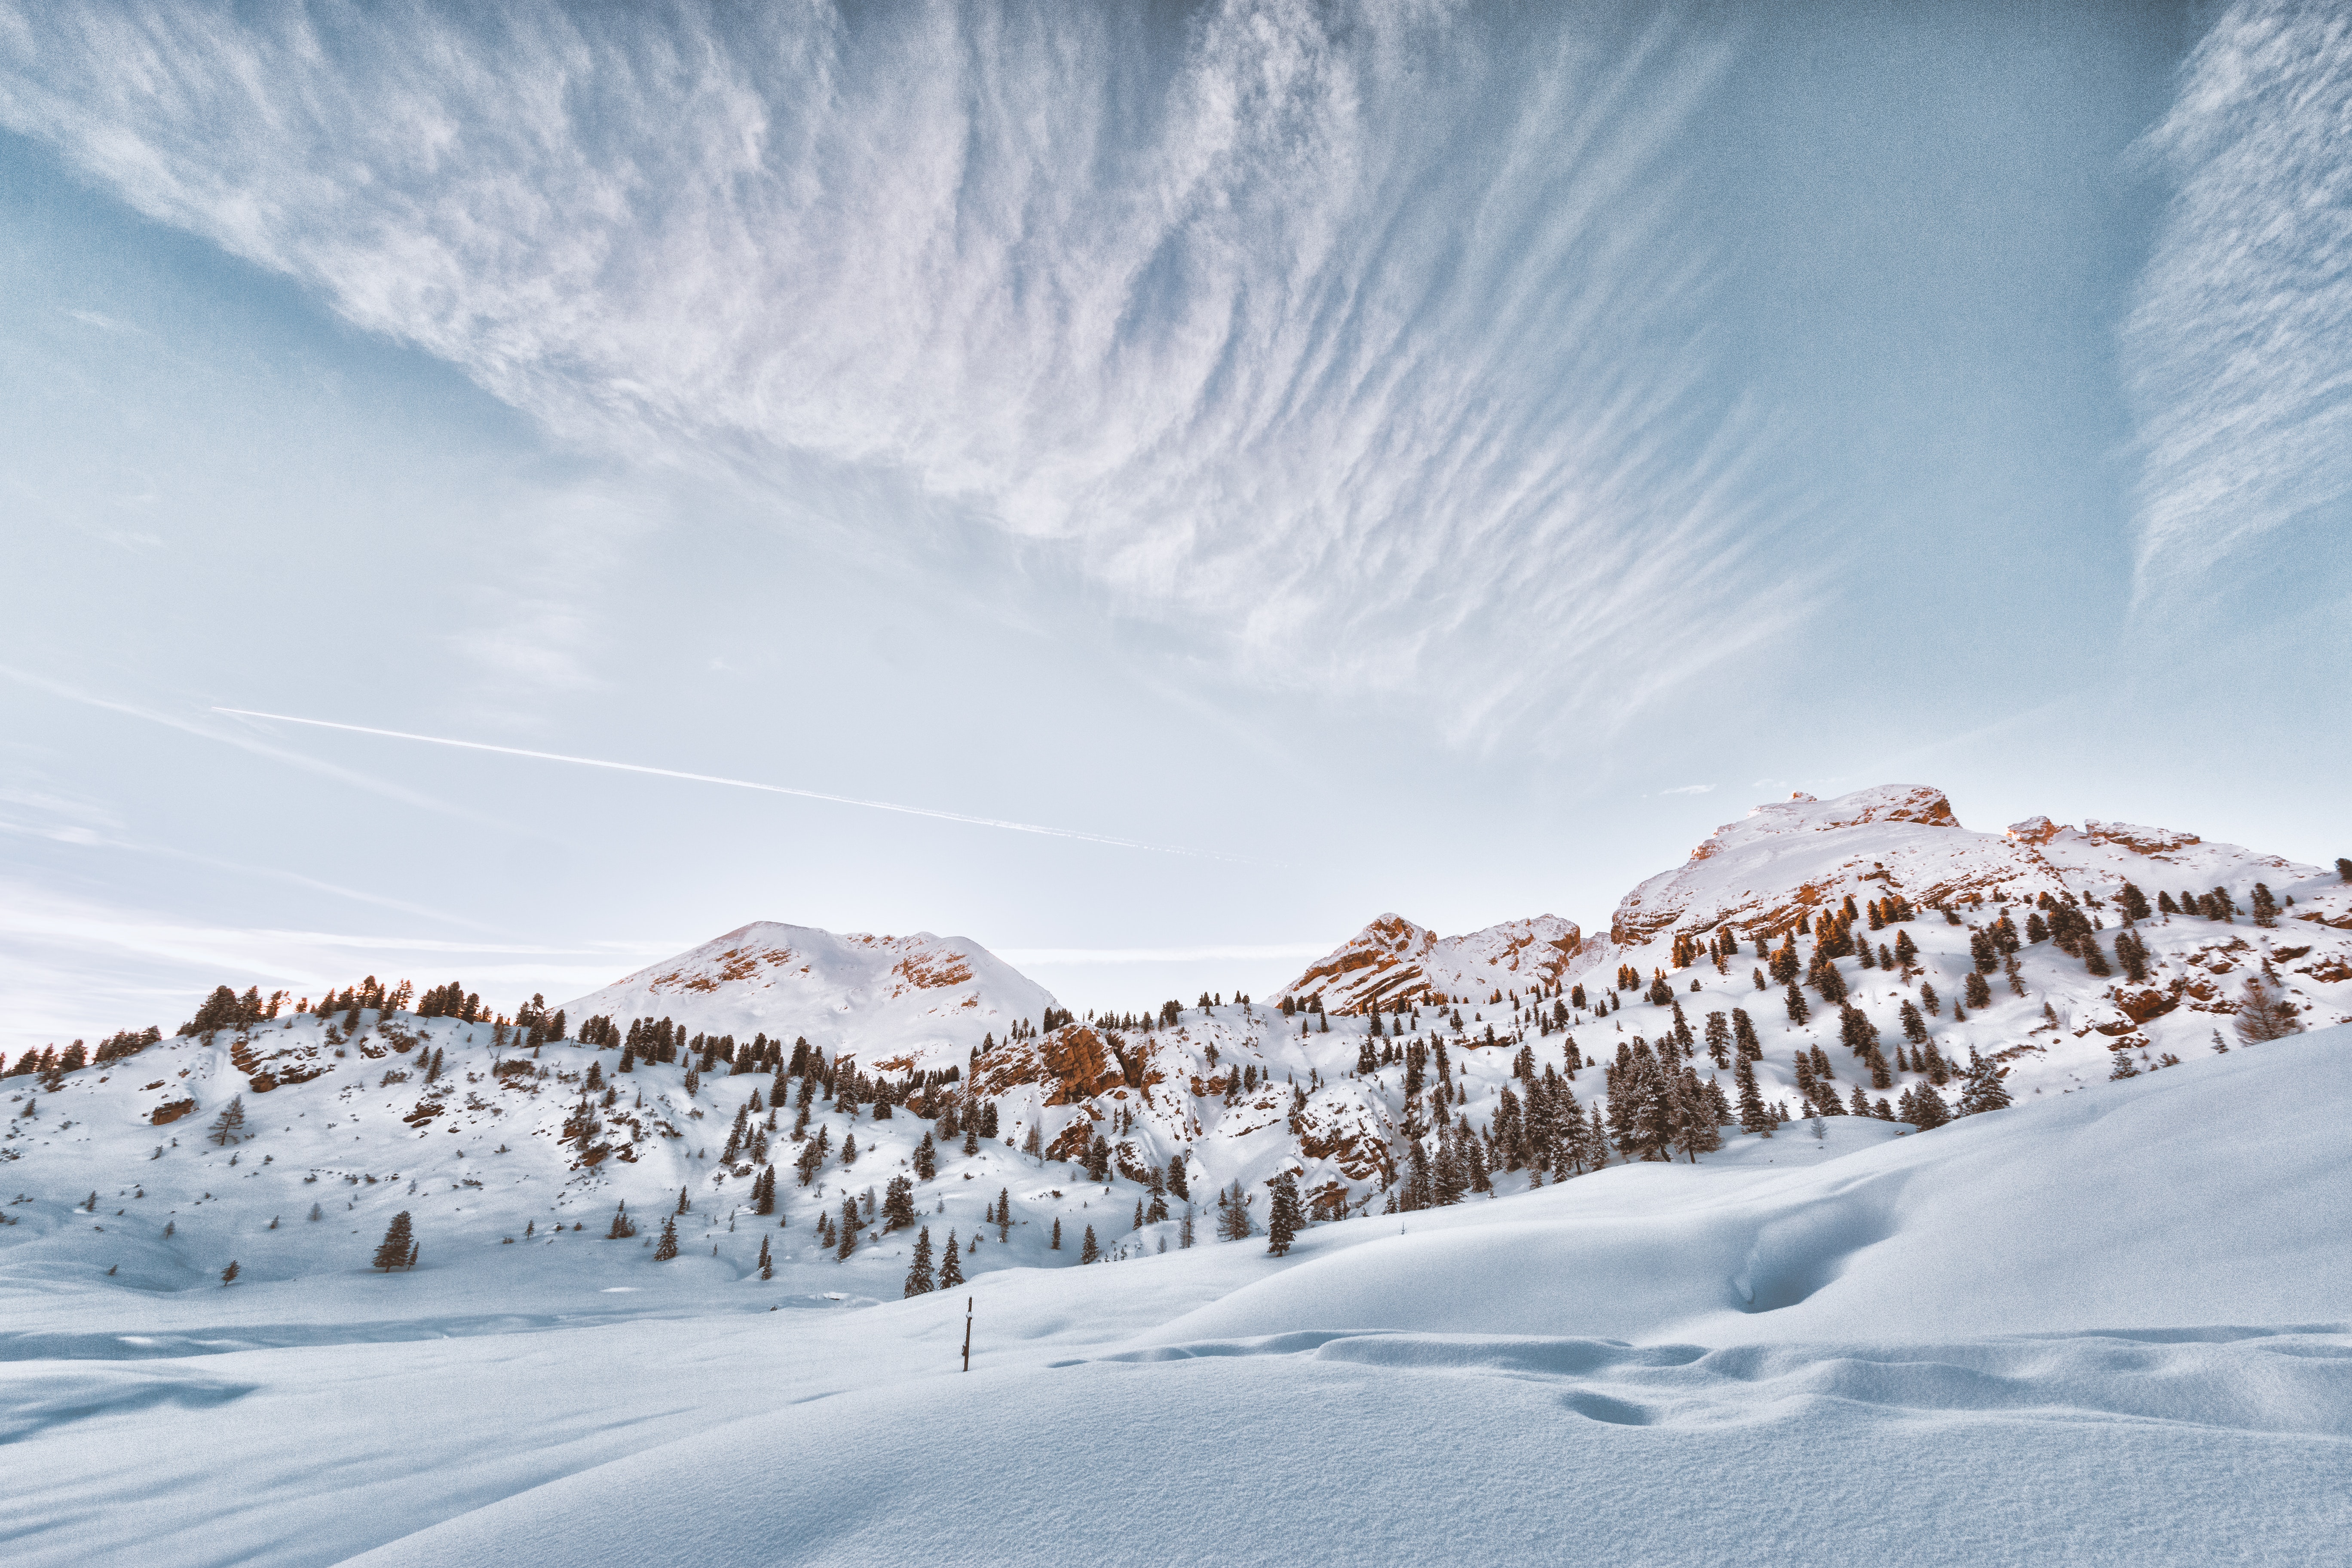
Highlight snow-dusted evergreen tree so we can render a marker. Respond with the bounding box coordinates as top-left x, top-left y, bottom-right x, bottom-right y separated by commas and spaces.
2235, 974, 2301, 1044
882, 1175, 916, 1232
904, 1227, 934, 1296
372, 1211, 413, 1272
938, 1232, 965, 1289
1265, 1172, 1303, 1256
1079, 1225, 1099, 1263
654, 1216, 679, 1261
757, 1234, 773, 1280
220, 1261, 239, 1285
836, 1198, 859, 1260
1216, 1181, 1254, 1241
207, 1096, 245, 1146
